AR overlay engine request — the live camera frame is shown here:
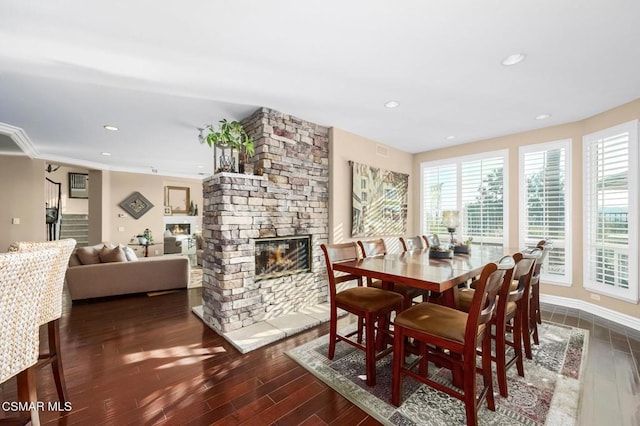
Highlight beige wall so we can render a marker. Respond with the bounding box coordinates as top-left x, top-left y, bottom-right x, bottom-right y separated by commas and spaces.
412, 98, 640, 319
329, 127, 415, 244
0, 156, 46, 250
